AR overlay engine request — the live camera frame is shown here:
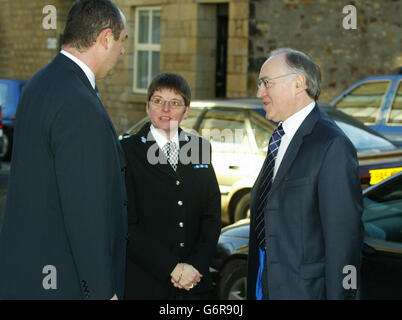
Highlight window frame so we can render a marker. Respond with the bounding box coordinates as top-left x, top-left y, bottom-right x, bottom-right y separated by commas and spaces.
385, 79, 402, 126
133, 6, 161, 94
